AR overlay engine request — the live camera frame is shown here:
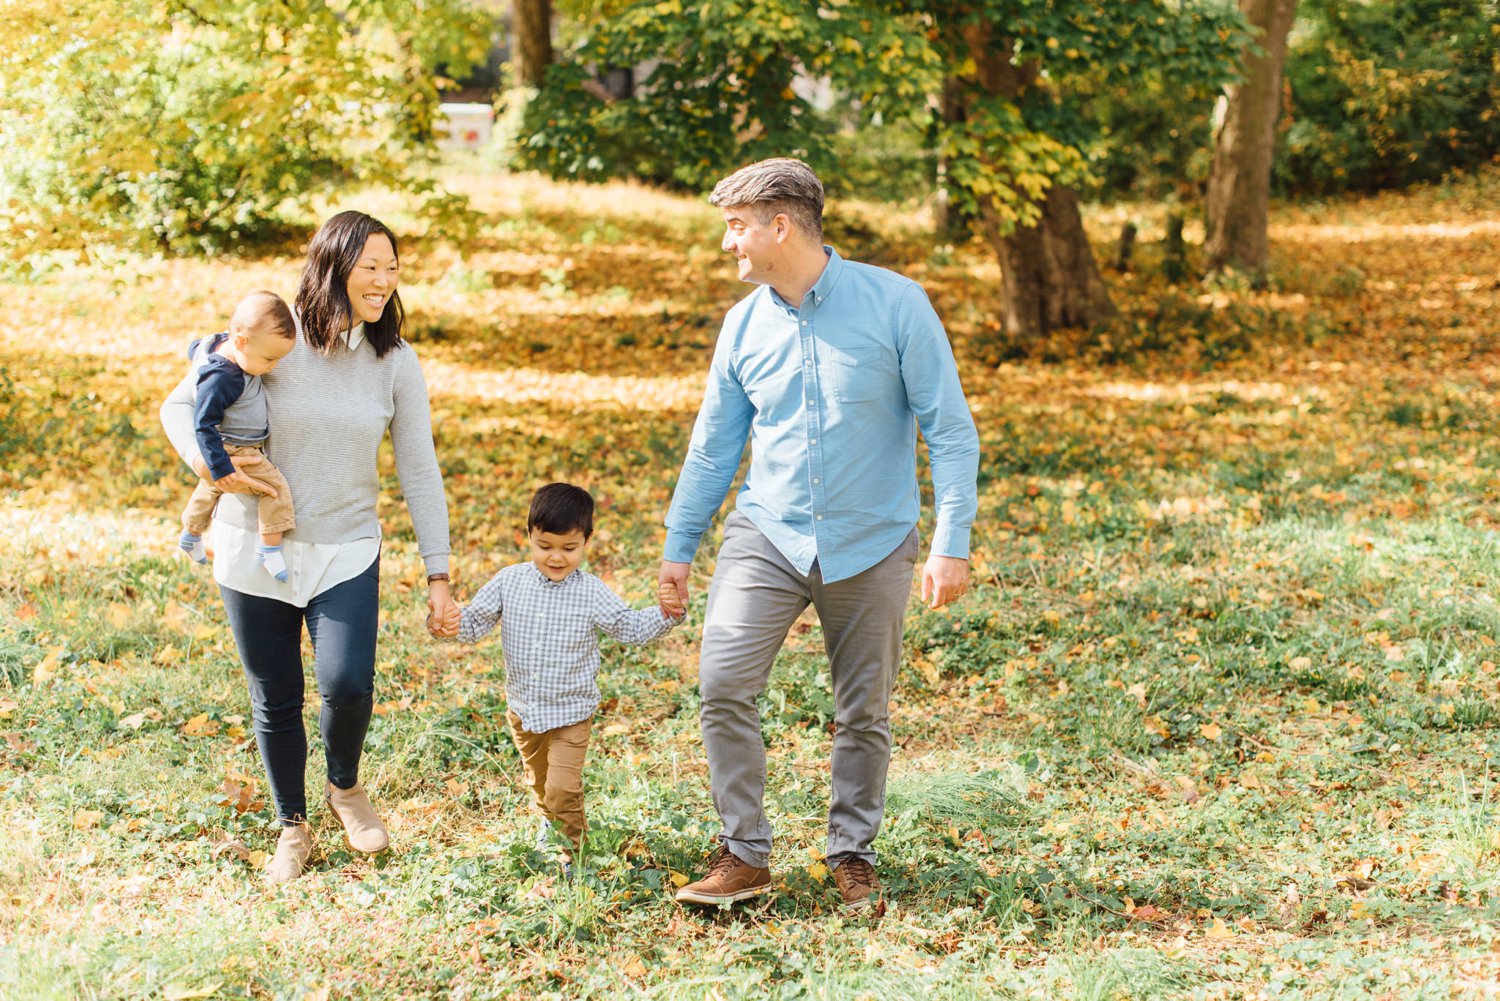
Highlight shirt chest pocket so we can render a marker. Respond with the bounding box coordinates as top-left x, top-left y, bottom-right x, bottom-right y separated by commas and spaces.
821, 341, 892, 403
